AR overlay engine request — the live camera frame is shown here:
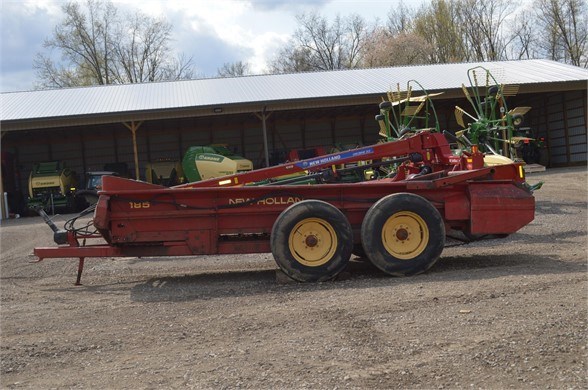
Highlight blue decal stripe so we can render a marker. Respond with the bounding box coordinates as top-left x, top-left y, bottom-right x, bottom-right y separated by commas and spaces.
294, 147, 374, 169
